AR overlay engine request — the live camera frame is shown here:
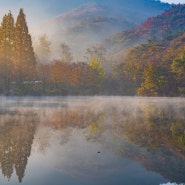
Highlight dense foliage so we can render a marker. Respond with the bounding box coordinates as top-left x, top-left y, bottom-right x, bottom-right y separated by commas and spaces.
37, 59, 104, 95
113, 34, 185, 96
